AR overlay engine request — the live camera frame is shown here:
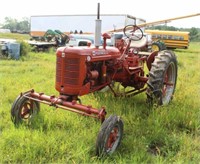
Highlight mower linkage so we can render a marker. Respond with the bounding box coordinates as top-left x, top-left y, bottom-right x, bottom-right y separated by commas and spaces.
22, 89, 106, 122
